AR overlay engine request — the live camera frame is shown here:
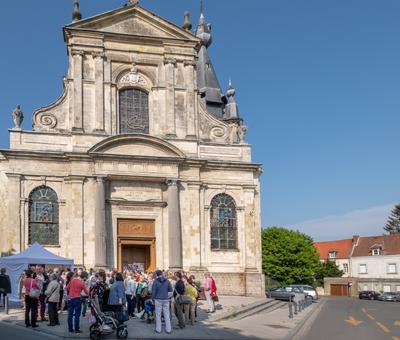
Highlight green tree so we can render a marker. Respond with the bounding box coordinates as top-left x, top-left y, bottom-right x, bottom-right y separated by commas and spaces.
262, 227, 320, 286
315, 260, 344, 287
384, 203, 400, 234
